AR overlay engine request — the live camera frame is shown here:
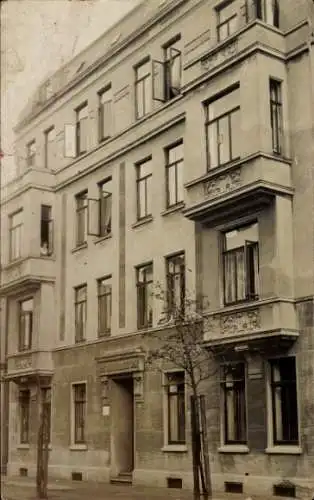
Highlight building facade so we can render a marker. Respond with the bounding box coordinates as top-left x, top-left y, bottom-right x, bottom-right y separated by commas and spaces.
1, 0, 314, 496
